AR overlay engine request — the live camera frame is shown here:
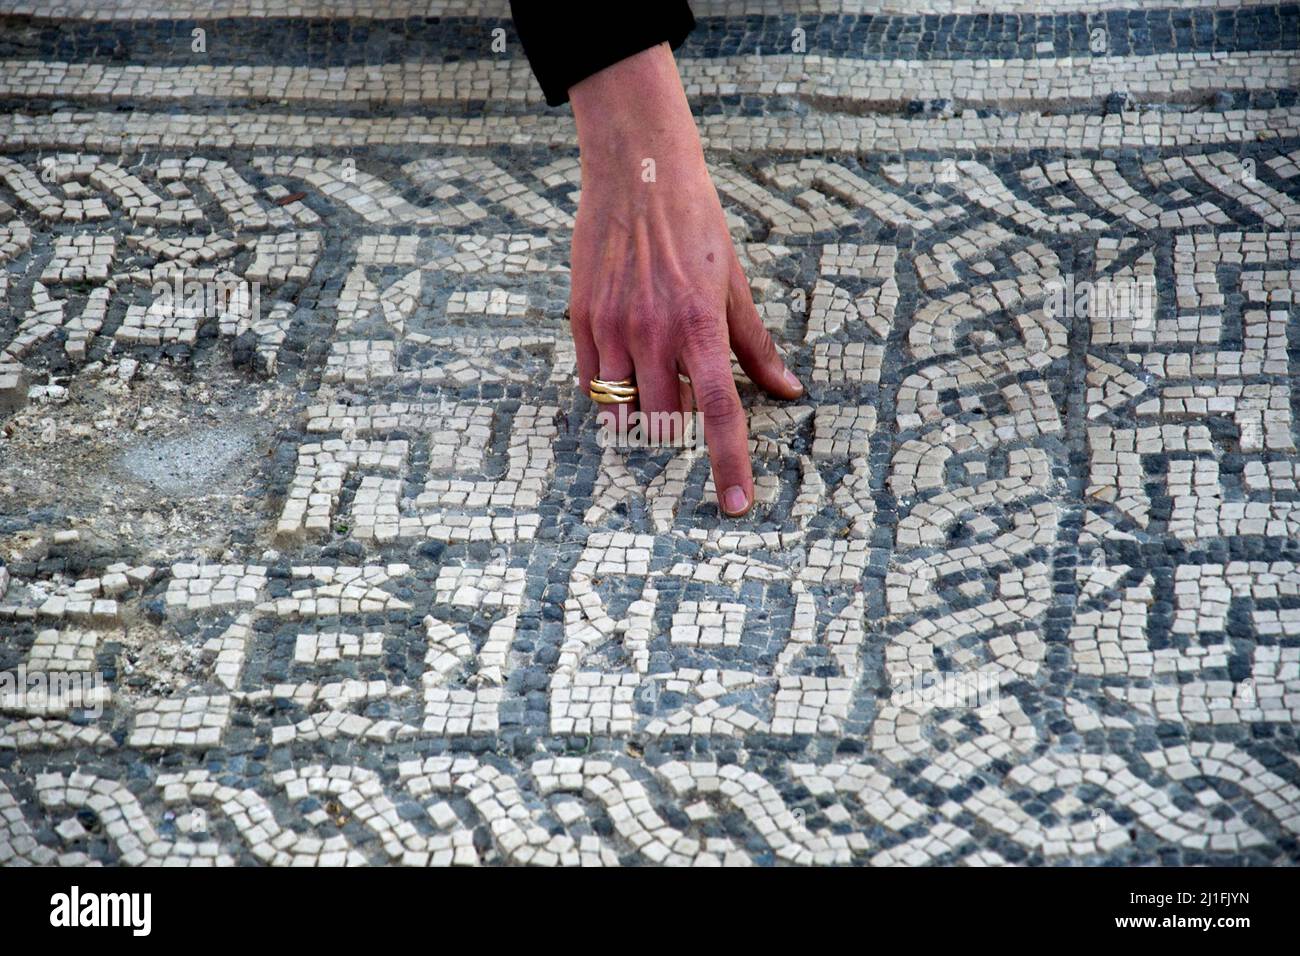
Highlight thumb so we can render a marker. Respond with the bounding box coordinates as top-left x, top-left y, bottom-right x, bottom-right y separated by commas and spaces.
725, 258, 803, 399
